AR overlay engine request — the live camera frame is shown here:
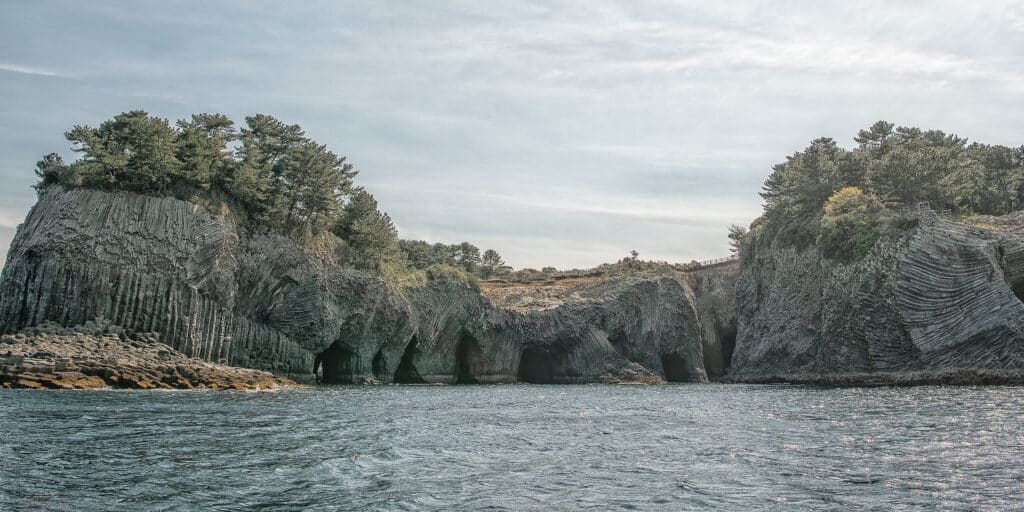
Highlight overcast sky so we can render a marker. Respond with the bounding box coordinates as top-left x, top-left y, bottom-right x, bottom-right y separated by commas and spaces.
1, 1, 1022, 269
